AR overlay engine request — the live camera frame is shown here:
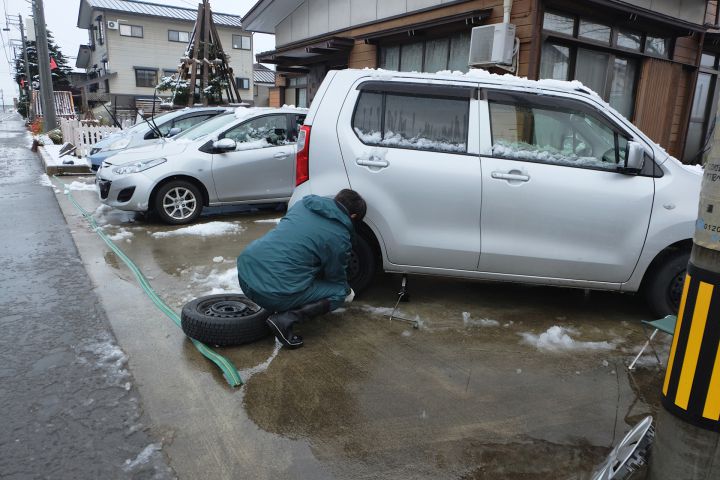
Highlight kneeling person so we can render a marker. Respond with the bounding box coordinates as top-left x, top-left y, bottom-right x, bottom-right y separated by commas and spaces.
237, 189, 366, 348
